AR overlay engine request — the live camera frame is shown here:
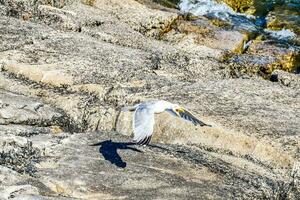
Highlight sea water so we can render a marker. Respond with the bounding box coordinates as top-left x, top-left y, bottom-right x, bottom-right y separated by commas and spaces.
178, 0, 300, 41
